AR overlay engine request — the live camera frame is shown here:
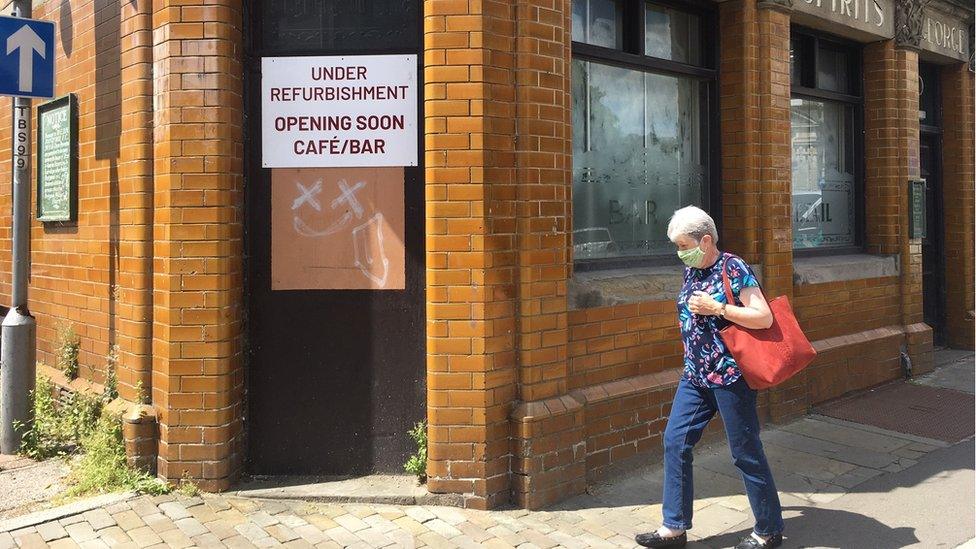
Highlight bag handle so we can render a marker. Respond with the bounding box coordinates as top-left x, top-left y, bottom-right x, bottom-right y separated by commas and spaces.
720, 255, 736, 306
721, 253, 769, 307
